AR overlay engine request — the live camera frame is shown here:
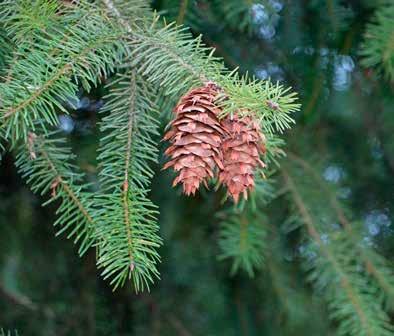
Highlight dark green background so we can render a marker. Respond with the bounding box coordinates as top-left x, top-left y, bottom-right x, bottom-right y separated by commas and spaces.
1, 0, 393, 335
